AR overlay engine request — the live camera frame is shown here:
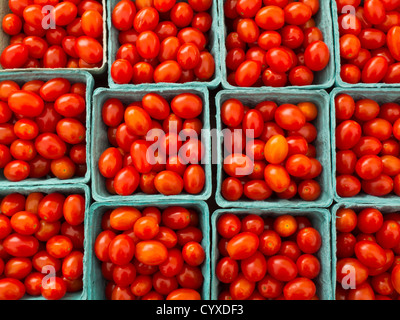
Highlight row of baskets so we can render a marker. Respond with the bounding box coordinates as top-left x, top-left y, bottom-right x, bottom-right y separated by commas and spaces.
0, 0, 396, 89
2, 70, 400, 207
3, 183, 390, 300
